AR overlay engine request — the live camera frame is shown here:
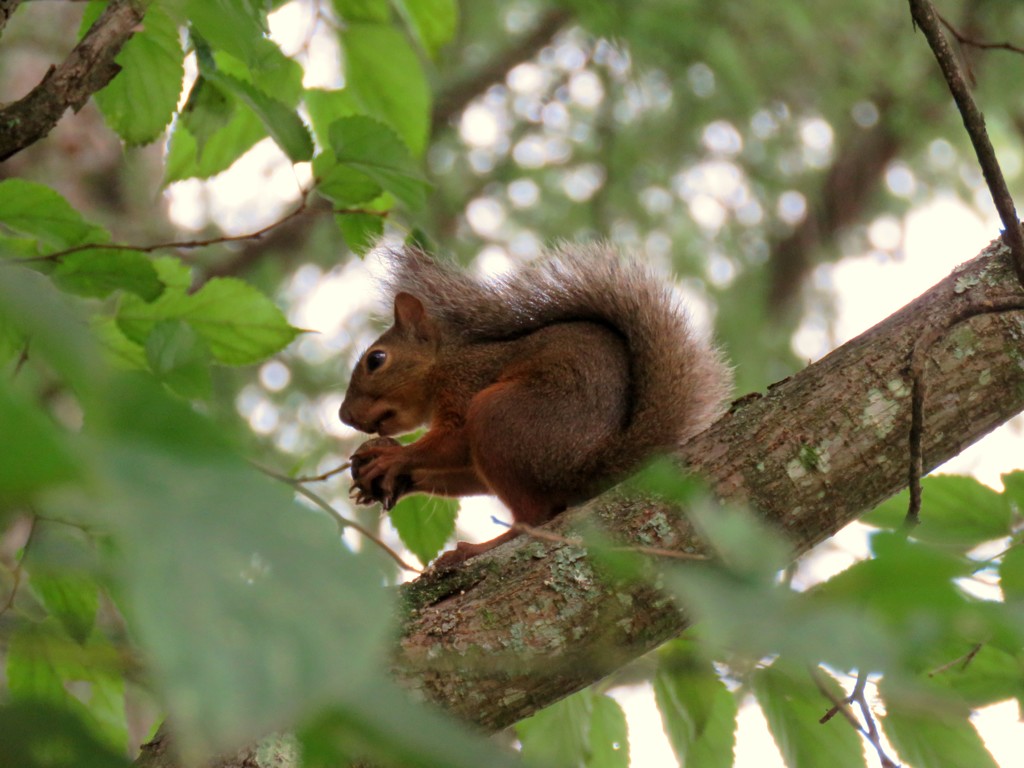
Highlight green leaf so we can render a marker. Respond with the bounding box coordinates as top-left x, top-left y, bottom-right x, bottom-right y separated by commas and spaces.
173, 0, 270, 67
0, 378, 79, 502
588, 694, 629, 768
0, 701, 130, 768
91, 4, 184, 144
300, 681, 522, 768
1002, 470, 1024, 511
7, 623, 128, 752
862, 476, 1012, 549
393, 0, 457, 58
329, 116, 429, 211
165, 106, 266, 182
52, 249, 163, 301
80, 375, 395, 763
927, 644, 1024, 708
305, 87, 361, 146
654, 645, 737, 768
145, 320, 213, 399
313, 151, 382, 206
517, 689, 592, 767
331, 0, 390, 23
342, 23, 431, 155
337, 211, 385, 254
206, 71, 313, 162
882, 685, 999, 768
117, 276, 302, 366
999, 544, 1024, 601
90, 316, 147, 370
0, 265, 101, 391
752, 664, 866, 768
27, 521, 101, 643
0, 180, 108, 249
389, 495, 457, 566
180, 75, 238, 155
